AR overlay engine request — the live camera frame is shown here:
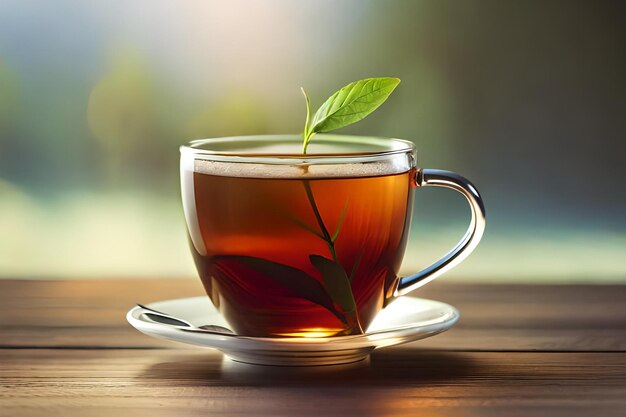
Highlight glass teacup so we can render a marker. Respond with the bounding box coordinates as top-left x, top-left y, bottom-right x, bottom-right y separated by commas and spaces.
180, 135, 485, 337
